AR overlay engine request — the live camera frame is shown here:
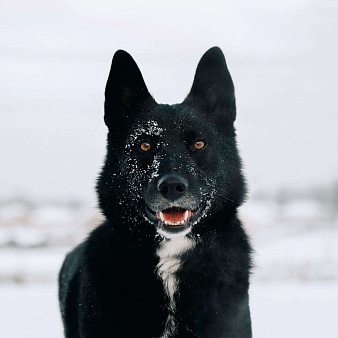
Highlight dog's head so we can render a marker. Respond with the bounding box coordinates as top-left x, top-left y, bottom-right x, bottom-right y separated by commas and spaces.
97, 47, 246, 238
